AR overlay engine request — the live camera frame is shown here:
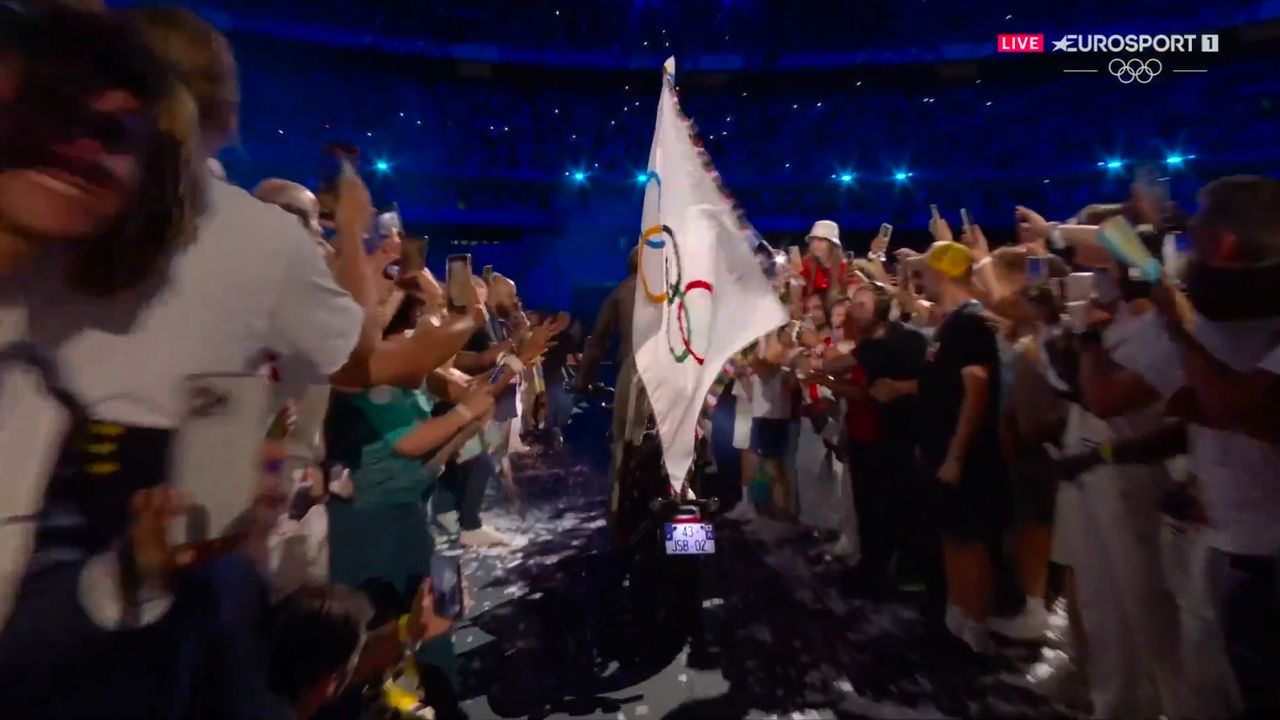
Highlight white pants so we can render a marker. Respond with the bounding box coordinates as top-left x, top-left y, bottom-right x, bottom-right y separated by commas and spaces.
1160, 518, 1242, 718
794, 421, 855, 540
1069, 462, 1193, 719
